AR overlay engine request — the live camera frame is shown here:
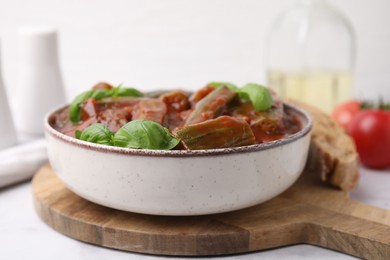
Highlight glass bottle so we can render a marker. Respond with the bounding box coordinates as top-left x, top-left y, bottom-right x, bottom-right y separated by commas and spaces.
266, 0, 355, 113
